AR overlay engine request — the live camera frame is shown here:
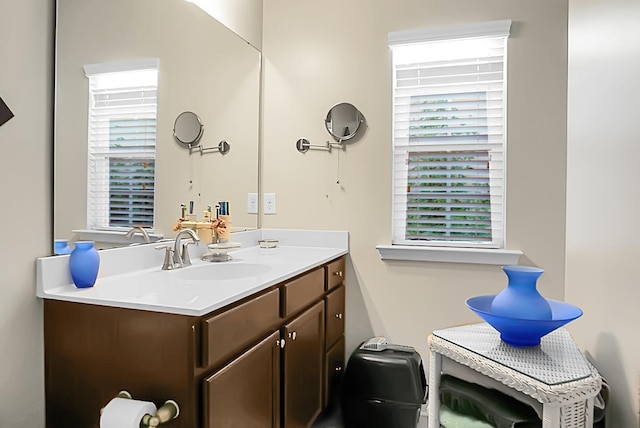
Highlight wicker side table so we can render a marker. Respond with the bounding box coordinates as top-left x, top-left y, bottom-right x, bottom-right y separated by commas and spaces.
427, 323, 602, 428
